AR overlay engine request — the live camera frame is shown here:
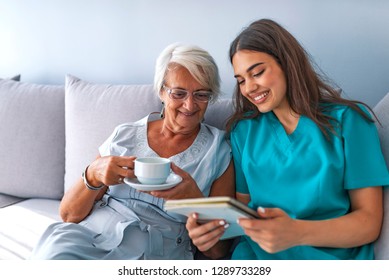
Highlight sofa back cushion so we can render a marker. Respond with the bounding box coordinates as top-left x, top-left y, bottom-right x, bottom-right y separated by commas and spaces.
374, 92, 389, 260
64, 75, 161, 191
64, 75, 233, 192
0, 79, 65, 199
